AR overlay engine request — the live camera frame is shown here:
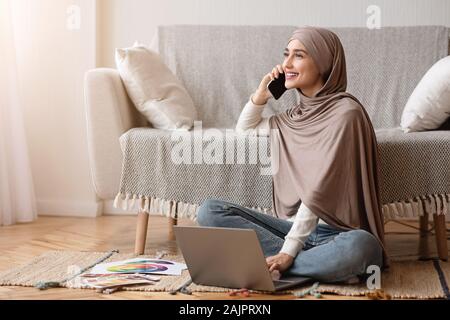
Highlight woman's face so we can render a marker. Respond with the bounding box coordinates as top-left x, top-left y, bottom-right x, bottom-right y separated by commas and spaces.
282, 39, 325, 97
